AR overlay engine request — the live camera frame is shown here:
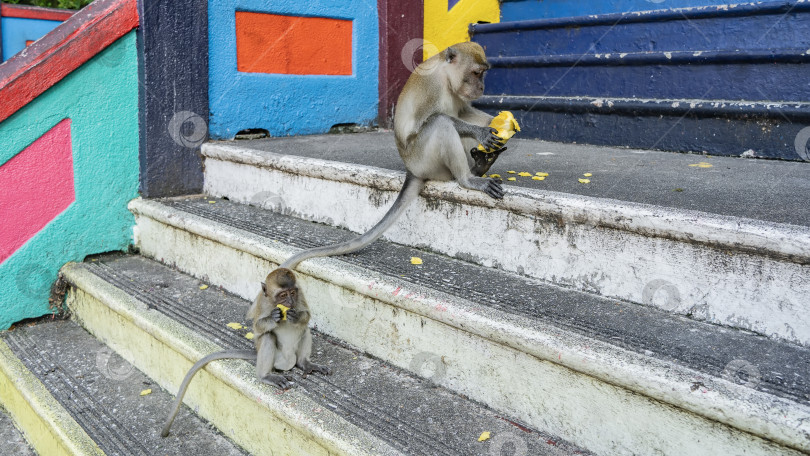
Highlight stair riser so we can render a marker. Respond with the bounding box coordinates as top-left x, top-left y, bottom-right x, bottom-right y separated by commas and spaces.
131, 212, 805, 456
475, 100, 809, 160
203, 157, 810, 346
474, 7, 810, 57
62, 268, 383, 456
484, 61, 809, 101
